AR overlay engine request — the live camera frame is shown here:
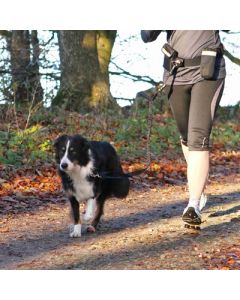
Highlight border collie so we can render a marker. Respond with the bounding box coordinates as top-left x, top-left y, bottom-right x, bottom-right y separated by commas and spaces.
54, 134, 130, 238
